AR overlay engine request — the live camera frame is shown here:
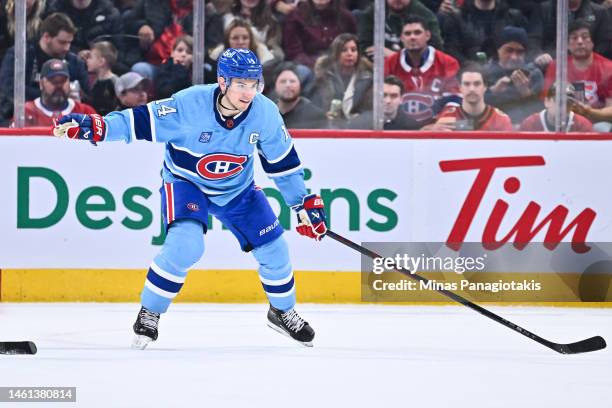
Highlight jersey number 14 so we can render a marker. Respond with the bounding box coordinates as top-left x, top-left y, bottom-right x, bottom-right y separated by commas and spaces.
155, 98, 177, 117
